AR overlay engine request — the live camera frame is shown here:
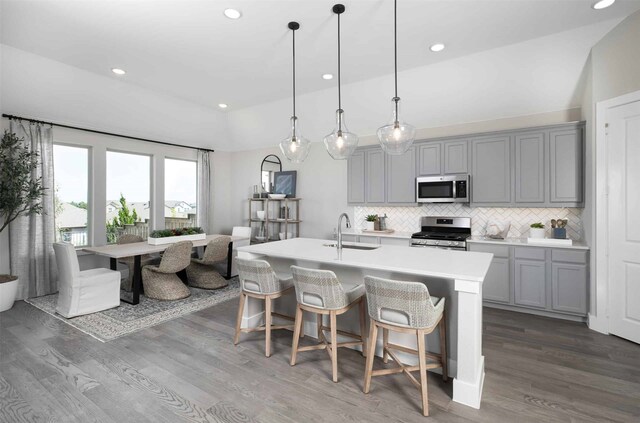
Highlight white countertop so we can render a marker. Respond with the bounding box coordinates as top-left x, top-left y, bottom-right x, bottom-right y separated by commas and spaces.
237, 237, 493, 282
341, 229, 414, 239
467, 236, 590, 250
